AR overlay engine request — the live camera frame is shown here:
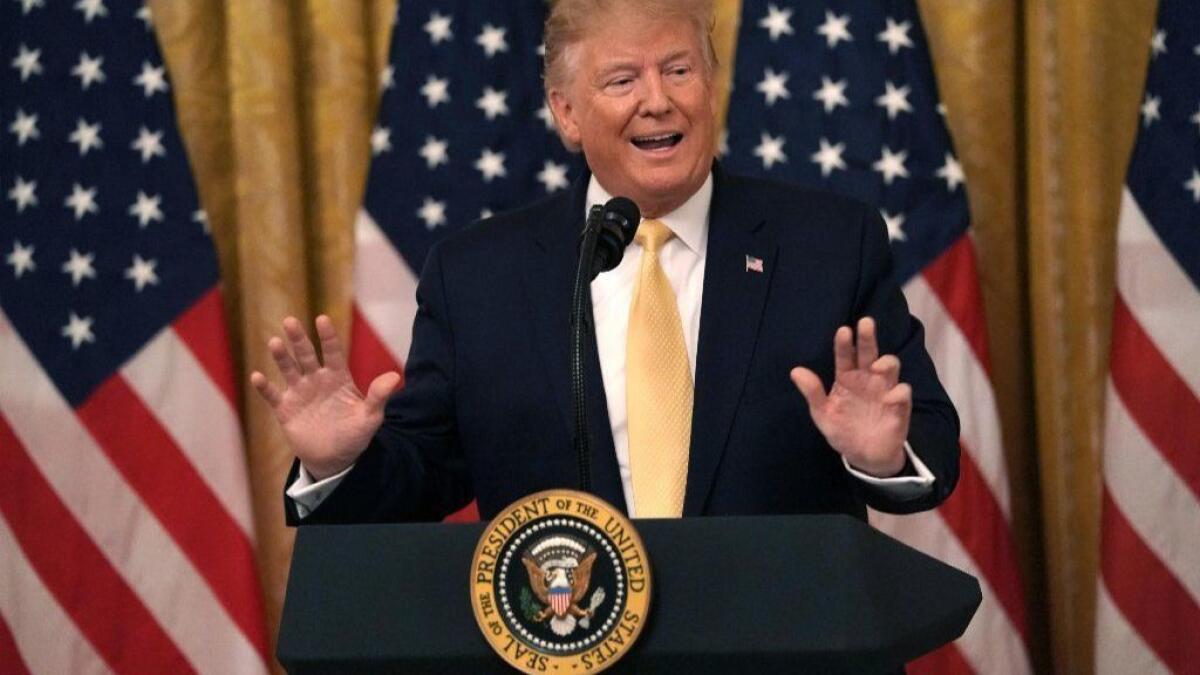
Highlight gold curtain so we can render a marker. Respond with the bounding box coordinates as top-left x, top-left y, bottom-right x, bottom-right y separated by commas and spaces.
151, 0, 1160, 671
